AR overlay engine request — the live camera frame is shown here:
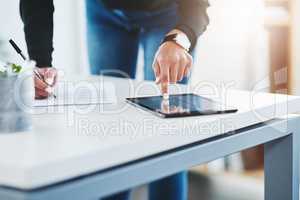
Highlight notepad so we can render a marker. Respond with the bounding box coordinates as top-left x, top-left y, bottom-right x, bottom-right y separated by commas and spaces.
34, 81, 117, 107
